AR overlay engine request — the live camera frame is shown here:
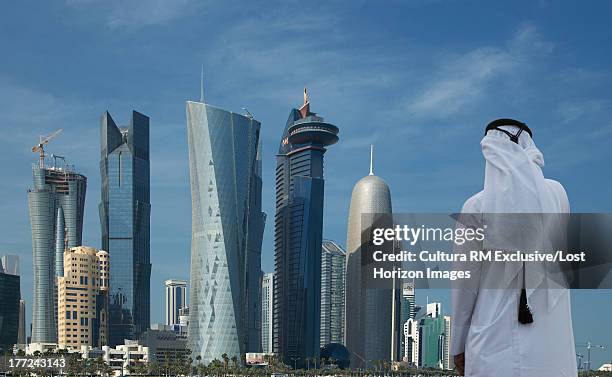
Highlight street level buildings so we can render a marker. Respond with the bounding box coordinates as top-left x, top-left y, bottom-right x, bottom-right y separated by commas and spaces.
100, 111, 151, 345
186, 99, 265, 363
273, 89, 339, 366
